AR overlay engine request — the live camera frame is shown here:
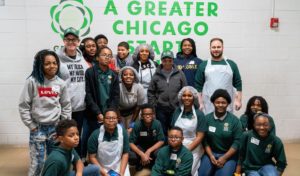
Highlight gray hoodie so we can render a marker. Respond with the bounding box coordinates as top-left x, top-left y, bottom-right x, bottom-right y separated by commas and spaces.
19, 76, 71, 130
56, 47, 89, 112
